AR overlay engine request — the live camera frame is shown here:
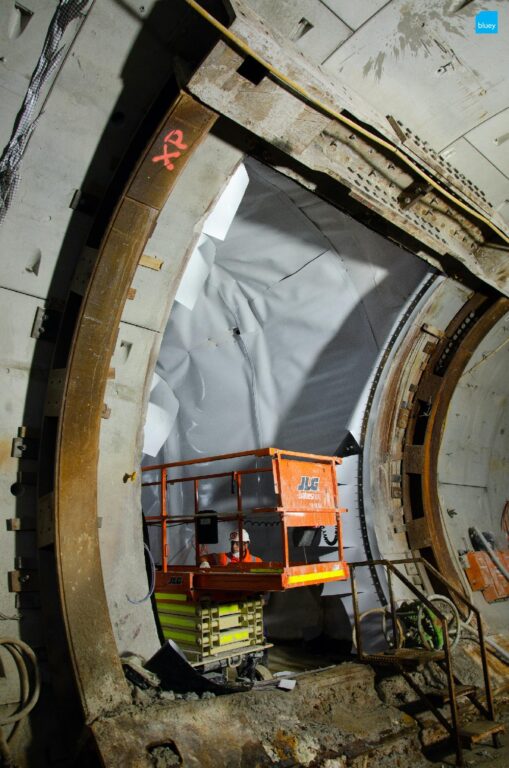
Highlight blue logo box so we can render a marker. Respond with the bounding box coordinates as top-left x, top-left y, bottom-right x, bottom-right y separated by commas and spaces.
475, 10, 498, 34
